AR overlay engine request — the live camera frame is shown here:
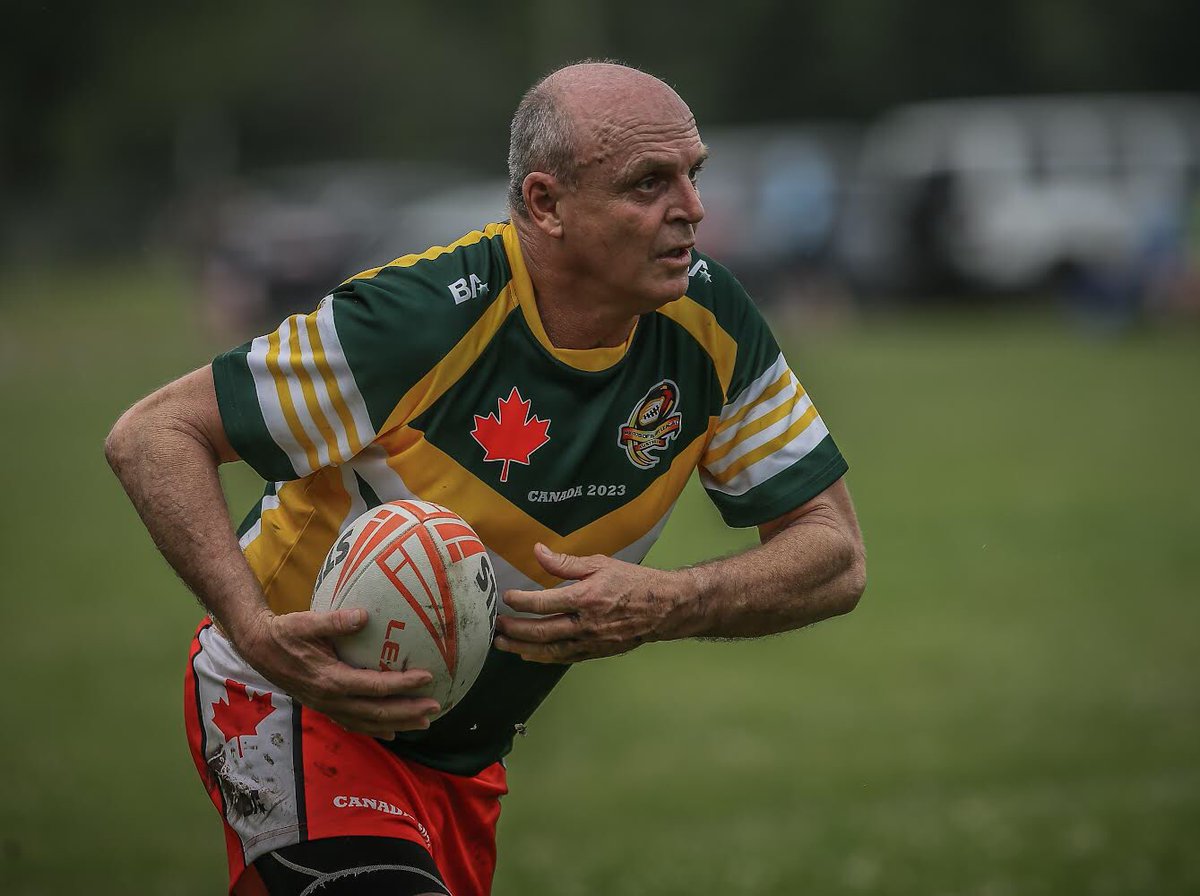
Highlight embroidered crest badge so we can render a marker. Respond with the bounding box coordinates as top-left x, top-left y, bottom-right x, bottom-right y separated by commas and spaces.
618, 380, 682, 469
